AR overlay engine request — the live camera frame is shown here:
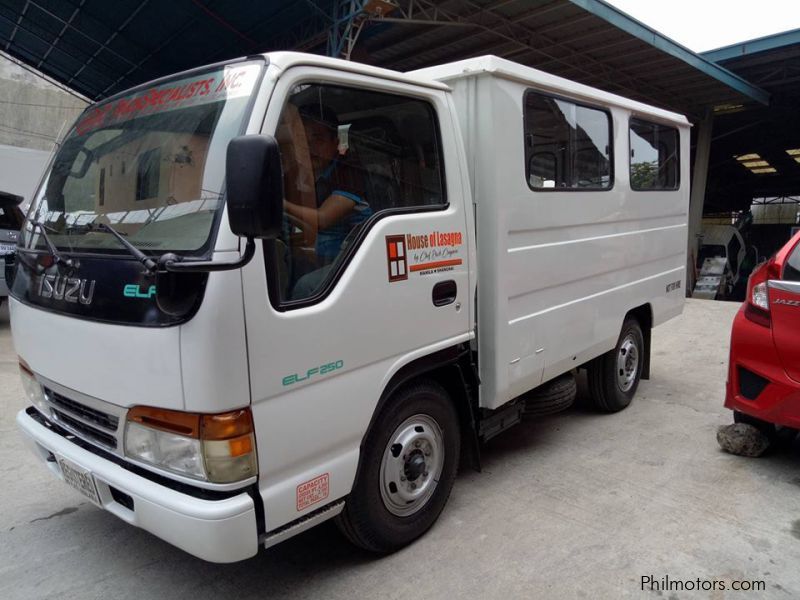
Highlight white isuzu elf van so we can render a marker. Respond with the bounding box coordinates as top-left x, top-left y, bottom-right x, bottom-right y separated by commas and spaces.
11, 52, 689, 562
